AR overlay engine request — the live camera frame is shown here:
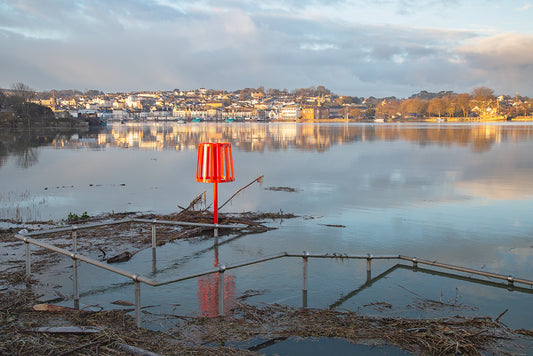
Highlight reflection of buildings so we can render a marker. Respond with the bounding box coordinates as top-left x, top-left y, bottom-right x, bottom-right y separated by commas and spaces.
32, 122, 533, 154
